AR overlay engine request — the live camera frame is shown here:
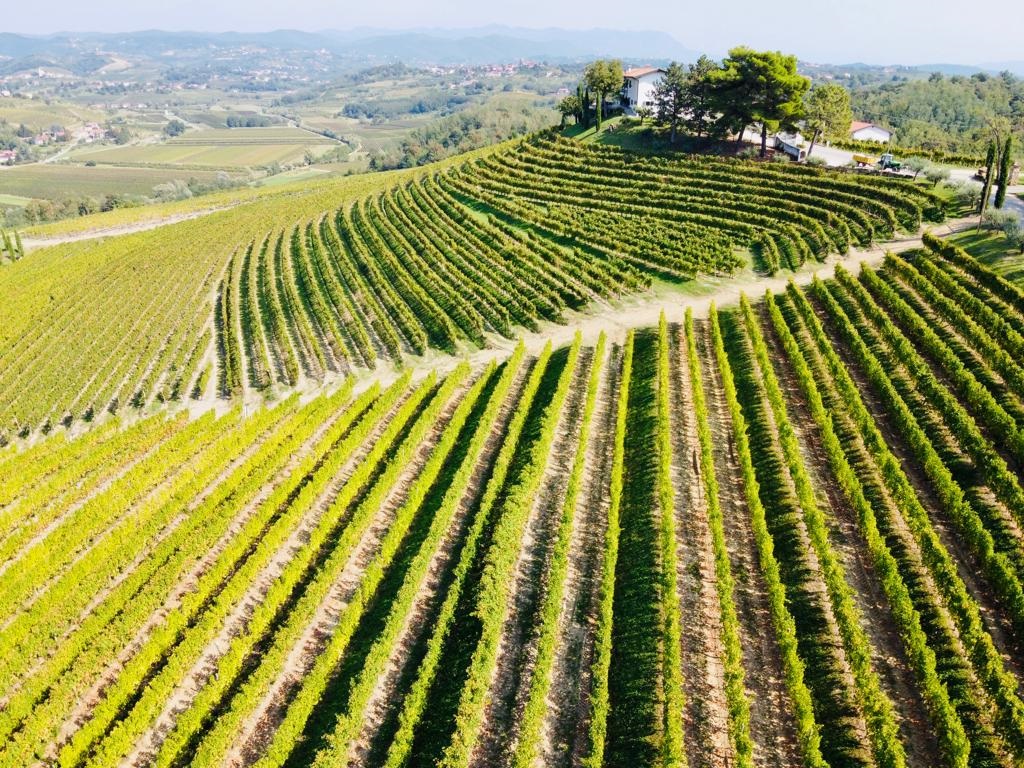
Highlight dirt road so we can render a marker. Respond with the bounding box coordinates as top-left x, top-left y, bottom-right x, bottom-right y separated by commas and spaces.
20, 206, 236, 251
